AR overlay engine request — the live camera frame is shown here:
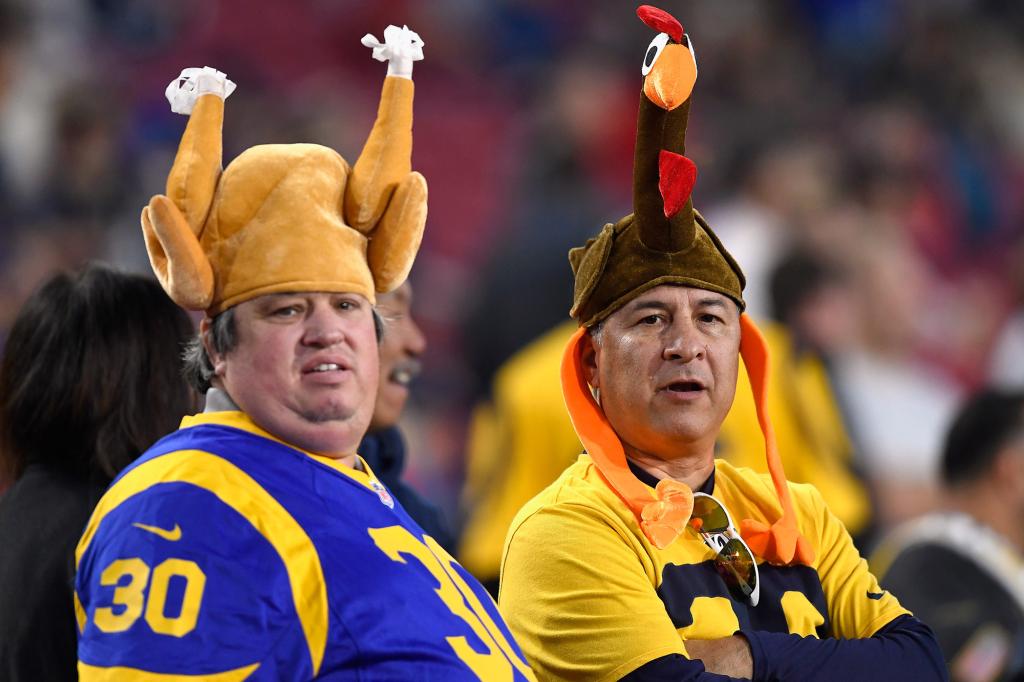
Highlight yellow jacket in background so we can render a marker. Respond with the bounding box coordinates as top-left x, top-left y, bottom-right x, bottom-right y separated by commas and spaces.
458, 322, 580, 583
